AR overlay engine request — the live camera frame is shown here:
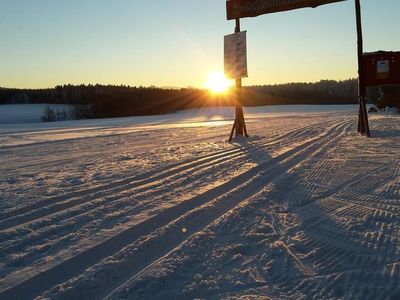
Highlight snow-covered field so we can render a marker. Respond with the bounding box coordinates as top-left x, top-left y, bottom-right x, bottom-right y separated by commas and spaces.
0, 104, 72, 124
0, 105, 399, 300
